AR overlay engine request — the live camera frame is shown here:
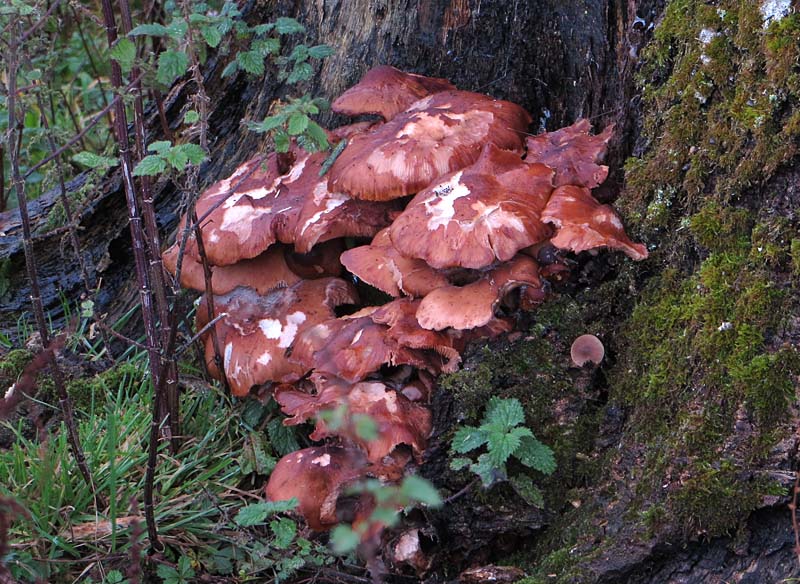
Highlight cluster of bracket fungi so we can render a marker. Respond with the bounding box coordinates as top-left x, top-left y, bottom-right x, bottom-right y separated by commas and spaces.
163, 65, 648, 552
